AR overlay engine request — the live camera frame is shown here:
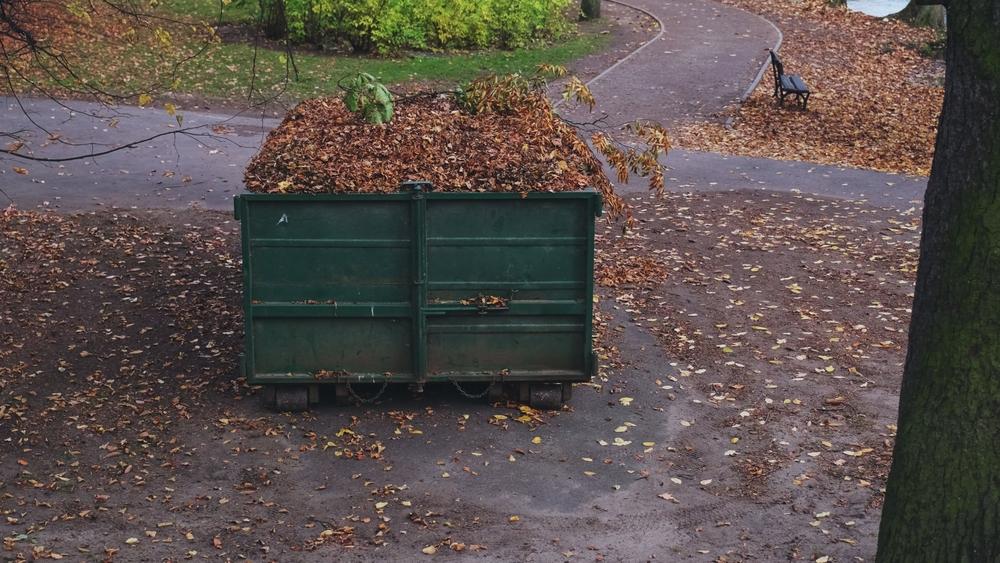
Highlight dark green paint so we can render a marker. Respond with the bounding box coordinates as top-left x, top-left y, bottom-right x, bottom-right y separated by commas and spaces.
235, 186, 601, 386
